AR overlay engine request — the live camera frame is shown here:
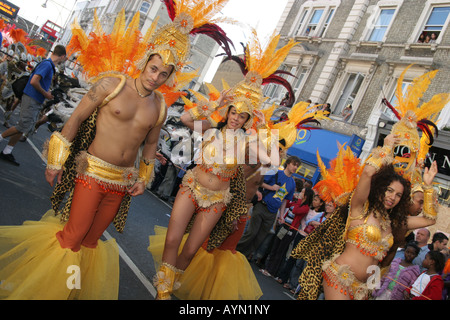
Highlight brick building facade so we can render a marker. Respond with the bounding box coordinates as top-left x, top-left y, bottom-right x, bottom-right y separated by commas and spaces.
268, 0, 450, 207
